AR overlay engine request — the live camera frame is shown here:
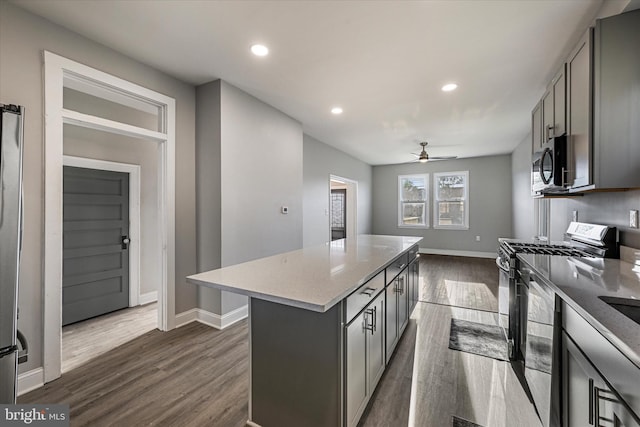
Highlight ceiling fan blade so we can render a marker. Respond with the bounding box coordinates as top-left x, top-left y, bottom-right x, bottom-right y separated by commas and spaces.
429, 156, 458, 160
